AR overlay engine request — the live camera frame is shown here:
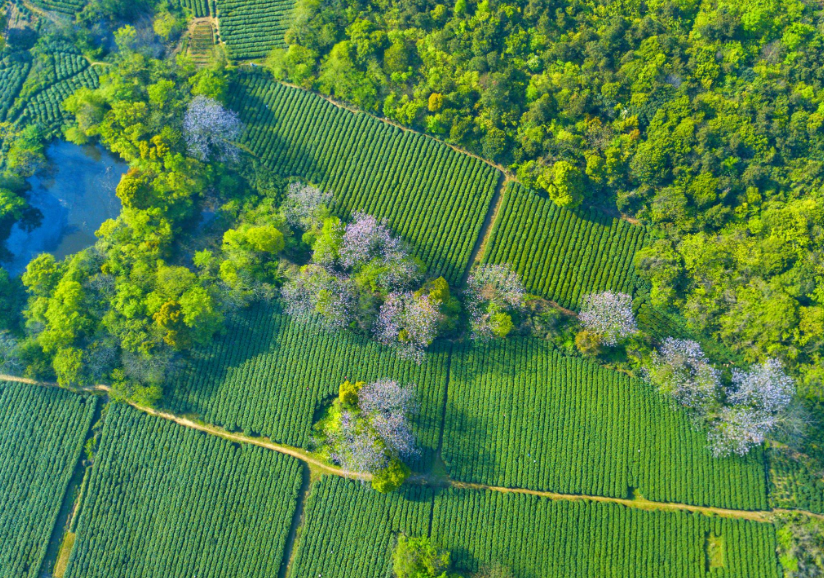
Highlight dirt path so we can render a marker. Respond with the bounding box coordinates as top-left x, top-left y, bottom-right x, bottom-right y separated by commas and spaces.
4, 373, 824, 524
461, 174, 510, 282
